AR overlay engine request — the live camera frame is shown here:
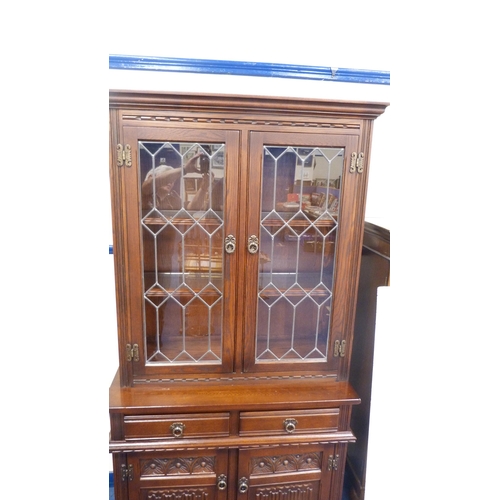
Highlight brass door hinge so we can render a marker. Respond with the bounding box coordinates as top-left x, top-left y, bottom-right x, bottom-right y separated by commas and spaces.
328, 454, 339, 471
126, 343, 139, 362
334, 339, 346, 357
117, 144, 132, 167
349, 152, 364, 173
121, 464, 133, 481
